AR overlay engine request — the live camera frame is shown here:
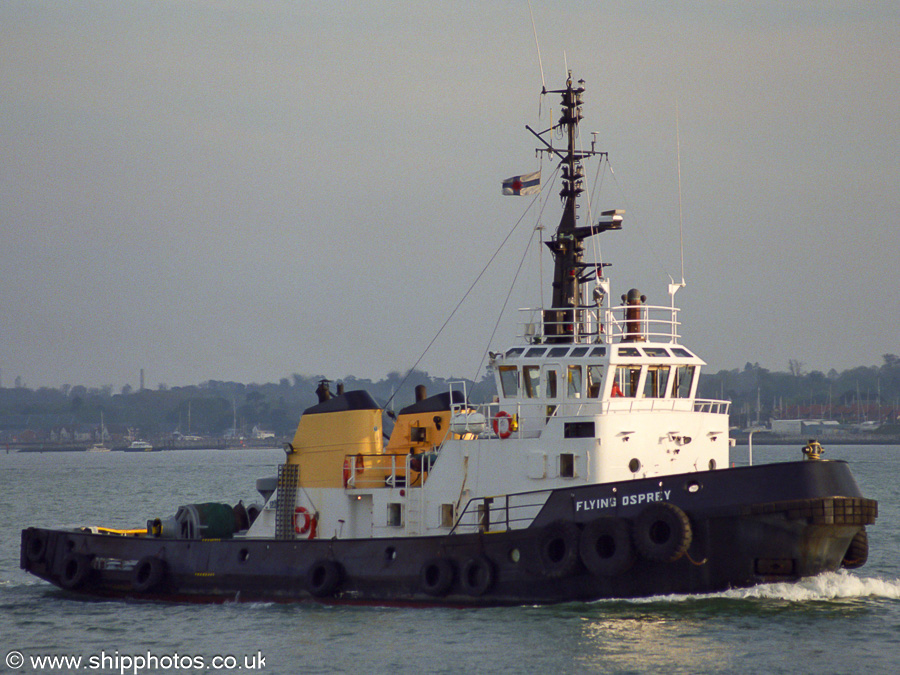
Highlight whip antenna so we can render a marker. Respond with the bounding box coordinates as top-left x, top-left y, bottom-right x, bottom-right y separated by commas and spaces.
527, 0, 546, 93
675, 95, 686, 286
